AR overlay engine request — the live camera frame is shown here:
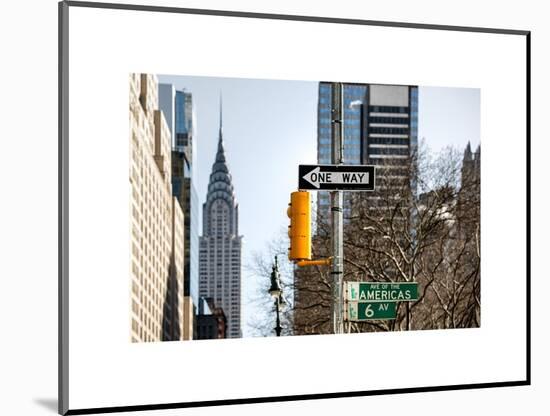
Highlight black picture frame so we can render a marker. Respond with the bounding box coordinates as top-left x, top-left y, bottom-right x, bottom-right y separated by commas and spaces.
58, 1, 531, 414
